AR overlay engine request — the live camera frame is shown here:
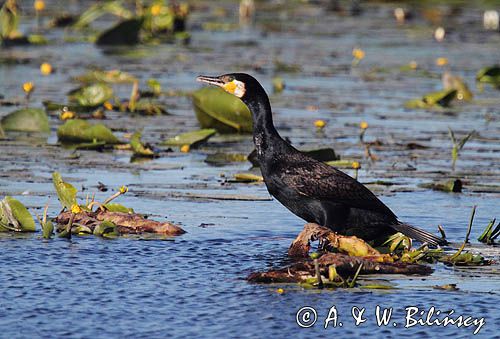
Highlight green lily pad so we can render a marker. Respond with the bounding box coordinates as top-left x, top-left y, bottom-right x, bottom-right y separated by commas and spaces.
0, 196, 35, 232
129, 99, 168, 115
73, 1, 132, 29
476, 66, 500, 88
1, 108, 50, 132
104, 203, 134, 213
52, 172, 78, 211
231, 173, 263, 183
419, 179, 462, 193
68, 84, 114, 107
57, 119, 120, 144
43, 101, 94, 113
130, 131, 156, 157
74, 69, 137, 84
192, 87, 252, 133
205, 152, 248, 165
96, 18, 143, 46
93, 220, 119, 237
163, 128, 216, 147
405, 89, 457, 109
